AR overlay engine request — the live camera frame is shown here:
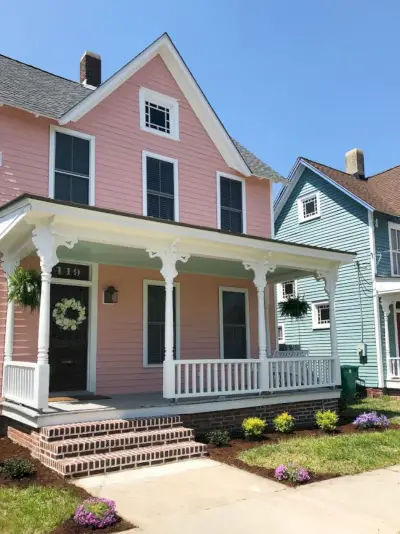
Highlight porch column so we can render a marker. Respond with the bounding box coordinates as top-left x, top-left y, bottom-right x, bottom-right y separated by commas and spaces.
243, 259, 276, 391
147, 240, 190, 398
316, 269, 340, 386
1, 256, 19, 364
381, 297, 394, 379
